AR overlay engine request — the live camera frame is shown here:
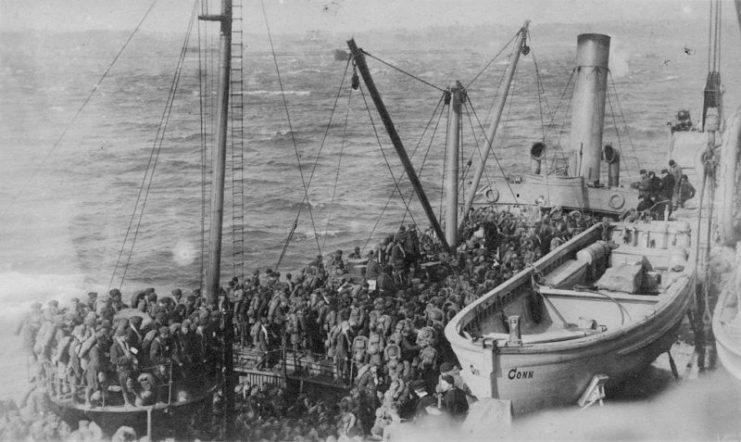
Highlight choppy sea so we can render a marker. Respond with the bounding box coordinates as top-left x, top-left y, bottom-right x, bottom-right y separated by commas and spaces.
1, 11, 741, 437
